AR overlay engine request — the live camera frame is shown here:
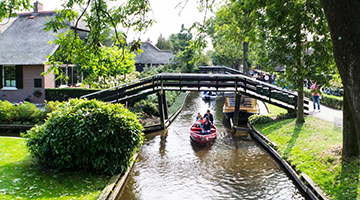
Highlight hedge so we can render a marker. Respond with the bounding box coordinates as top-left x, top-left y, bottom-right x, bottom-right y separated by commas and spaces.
304, 89, 343, 110
45, 88, 102, 101
0, 101, 46, 125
